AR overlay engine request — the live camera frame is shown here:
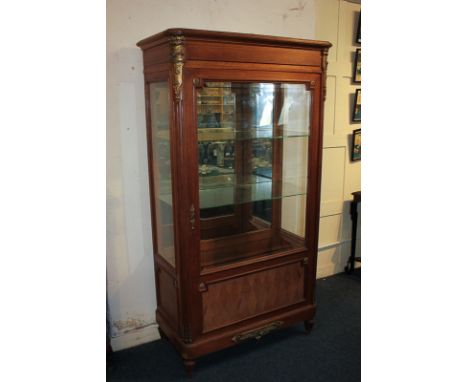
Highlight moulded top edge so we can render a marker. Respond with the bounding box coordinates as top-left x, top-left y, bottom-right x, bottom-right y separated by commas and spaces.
136, 28, 332, 50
